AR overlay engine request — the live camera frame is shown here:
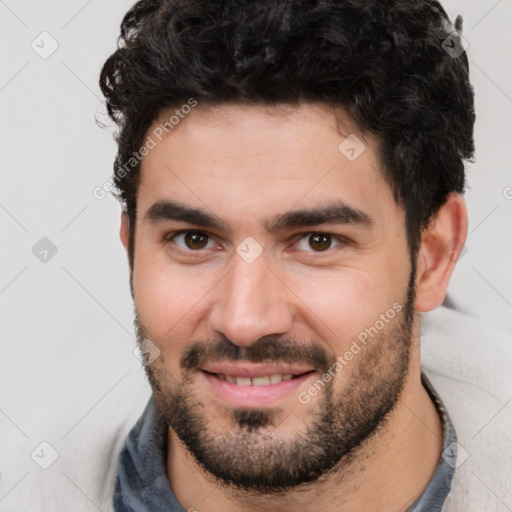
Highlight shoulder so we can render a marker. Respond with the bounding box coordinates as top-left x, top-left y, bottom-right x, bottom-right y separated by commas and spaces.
1, 369, 152, 512
420, 306, 512, 511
